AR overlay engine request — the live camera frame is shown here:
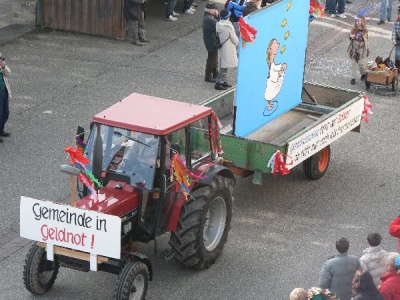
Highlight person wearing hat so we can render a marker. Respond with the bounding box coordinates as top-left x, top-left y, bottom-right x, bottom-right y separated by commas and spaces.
215, 9, 239, 90
202, 1, 220, 83
391, 6, 400, 69
378, 252, 400, 299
